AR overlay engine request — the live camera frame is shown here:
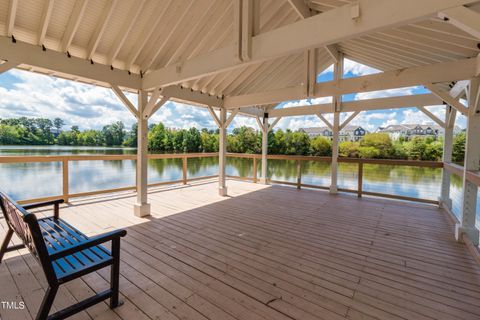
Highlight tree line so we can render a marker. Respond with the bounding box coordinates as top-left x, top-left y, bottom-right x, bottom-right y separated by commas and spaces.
0, 117, 466, 162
